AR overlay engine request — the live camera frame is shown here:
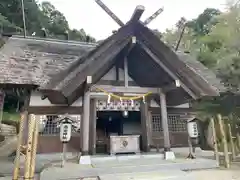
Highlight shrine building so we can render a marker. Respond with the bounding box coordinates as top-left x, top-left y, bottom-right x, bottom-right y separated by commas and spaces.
0, 16, 225, 158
